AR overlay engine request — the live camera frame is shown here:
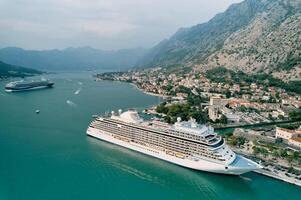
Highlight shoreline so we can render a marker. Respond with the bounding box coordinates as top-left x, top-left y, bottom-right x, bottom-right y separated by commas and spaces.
130, 83, 171, 98
96, 78, 169, 98
233, 149, 301, 187
254, 169, 301, 187
98, 78, 301, 187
